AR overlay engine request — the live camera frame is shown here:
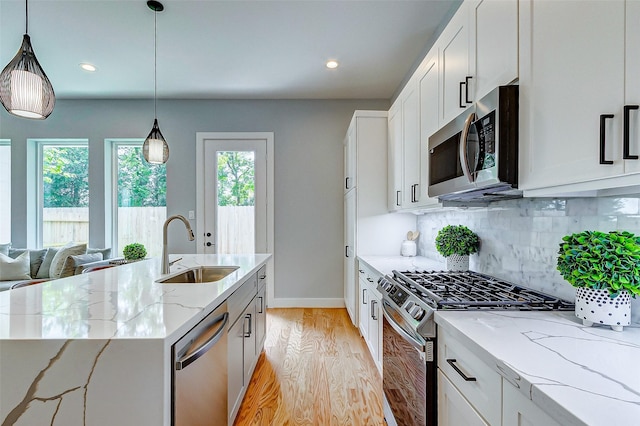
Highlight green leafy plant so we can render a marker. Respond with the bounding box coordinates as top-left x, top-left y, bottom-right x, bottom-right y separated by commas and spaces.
123, 243, 147, 261
435, 225, 479, 257
557, 230, 640, 297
